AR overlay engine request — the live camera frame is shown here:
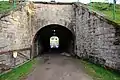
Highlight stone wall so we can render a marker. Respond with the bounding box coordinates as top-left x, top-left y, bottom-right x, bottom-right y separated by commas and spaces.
0, 9, 31, 52
31, 3, 75, 37
31, 3, 76, 56
0, 8, 31, 73
0, 2, 120, 72
74, 3, 120, 71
